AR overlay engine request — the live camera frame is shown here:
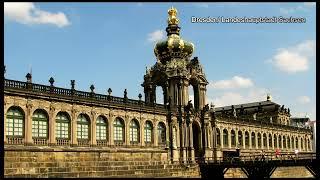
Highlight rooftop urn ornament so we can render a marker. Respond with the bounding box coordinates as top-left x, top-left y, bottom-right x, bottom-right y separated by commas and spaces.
71, 80, 75, 90
49, 77, 54, 86
107, 88, 112, 96
90, 84, 95, 93
138, 93, 142, 101
267, 94, 272, 101
232, 105, 237, 118
26, 73, 32, 83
